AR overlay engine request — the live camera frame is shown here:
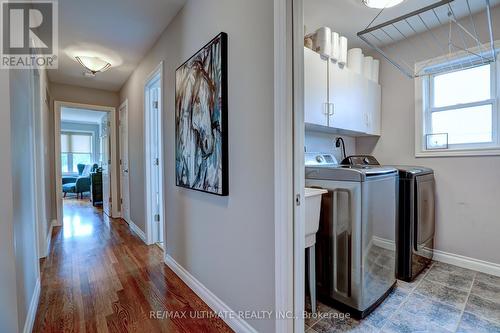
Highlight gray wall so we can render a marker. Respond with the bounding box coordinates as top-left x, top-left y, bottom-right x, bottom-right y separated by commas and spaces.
0, 69, 20, 333
358, 8, 500, 264
9, 68, 41, 330
305, 131, 357, 162
50, 82, 119, 107
119, 0, 275, 331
